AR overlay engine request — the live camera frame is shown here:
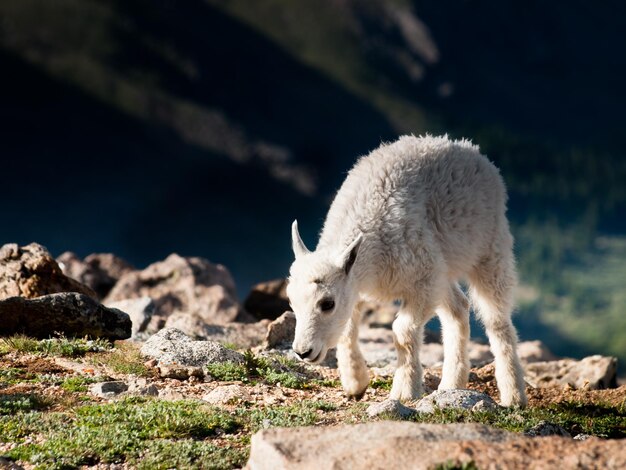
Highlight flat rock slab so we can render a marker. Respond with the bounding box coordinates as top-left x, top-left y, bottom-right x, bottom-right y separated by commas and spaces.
141, 327, 243, 368
414, 389, 499, 414
246, 422, 626, 470
0, 292, 131, 340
